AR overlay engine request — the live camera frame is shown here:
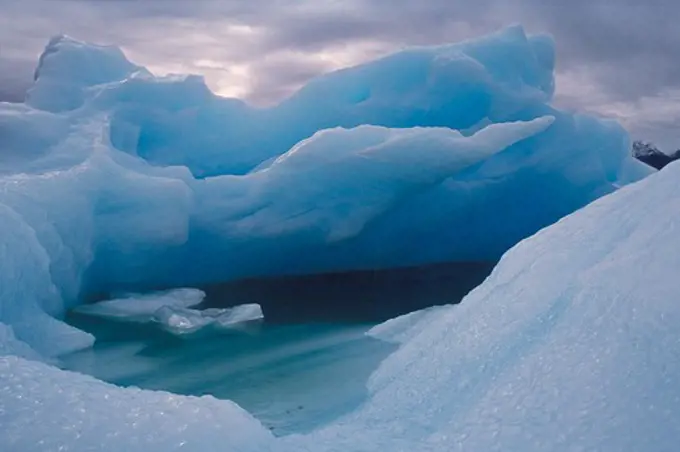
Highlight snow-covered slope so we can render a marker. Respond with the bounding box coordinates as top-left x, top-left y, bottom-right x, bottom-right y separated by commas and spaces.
289, 159, 680, 452
0, 356, 275, 451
